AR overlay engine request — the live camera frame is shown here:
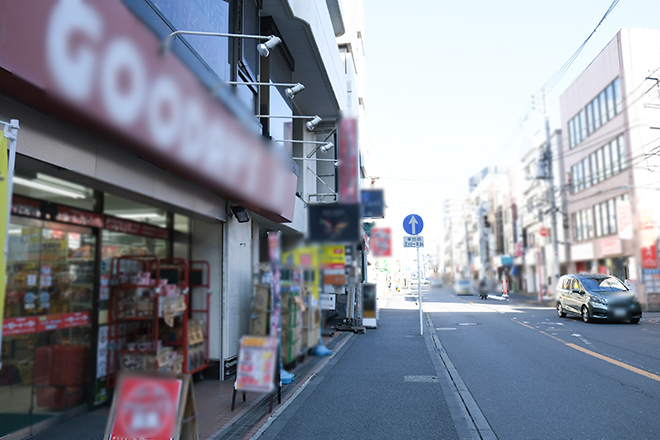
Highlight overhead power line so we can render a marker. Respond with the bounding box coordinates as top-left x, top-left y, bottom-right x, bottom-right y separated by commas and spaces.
544, 0, 621, 92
